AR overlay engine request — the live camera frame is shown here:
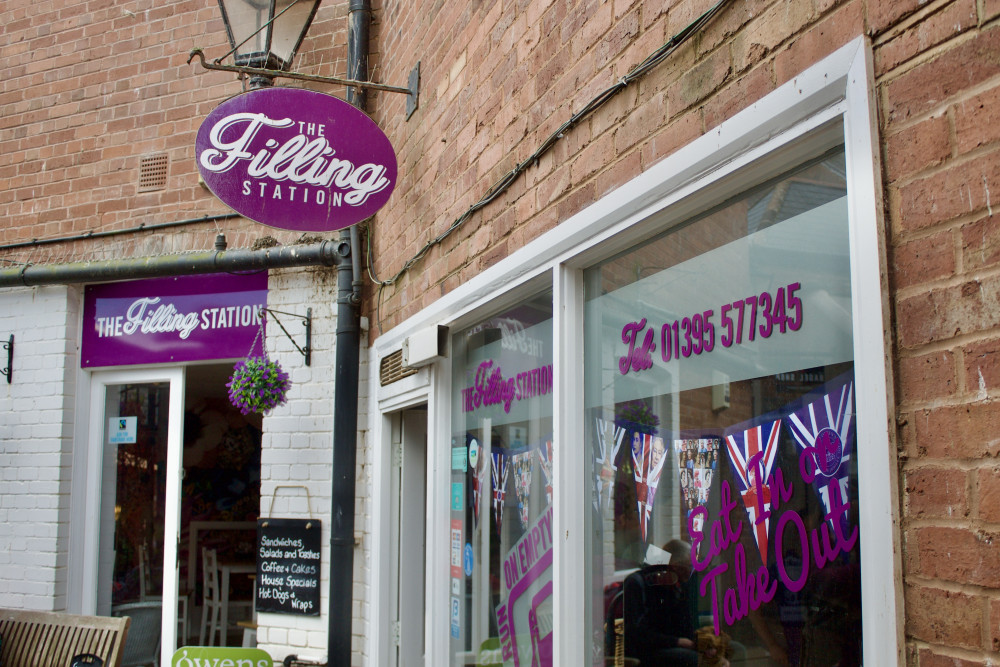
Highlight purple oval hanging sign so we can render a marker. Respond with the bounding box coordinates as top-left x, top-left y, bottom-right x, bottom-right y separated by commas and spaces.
196, 87, 397, 232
